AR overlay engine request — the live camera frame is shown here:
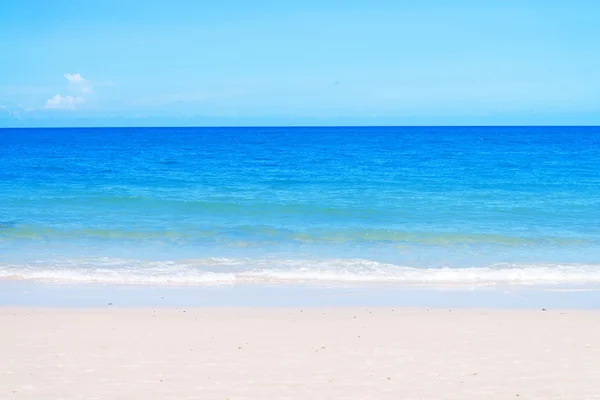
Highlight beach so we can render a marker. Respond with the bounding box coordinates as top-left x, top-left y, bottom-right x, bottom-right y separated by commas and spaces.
2, 127, 600, 398
2, 306, 600, 399
2, 0, 600, 396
